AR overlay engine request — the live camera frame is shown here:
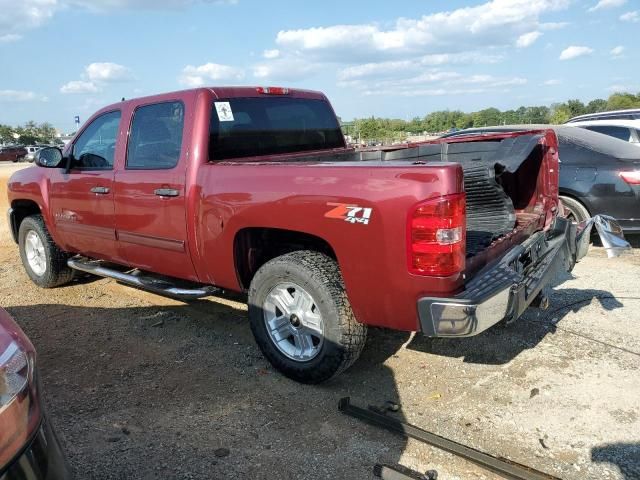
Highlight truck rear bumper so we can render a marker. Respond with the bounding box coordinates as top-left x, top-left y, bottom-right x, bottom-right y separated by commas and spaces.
418, 214, 630, 337
418, 217, 576, 337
